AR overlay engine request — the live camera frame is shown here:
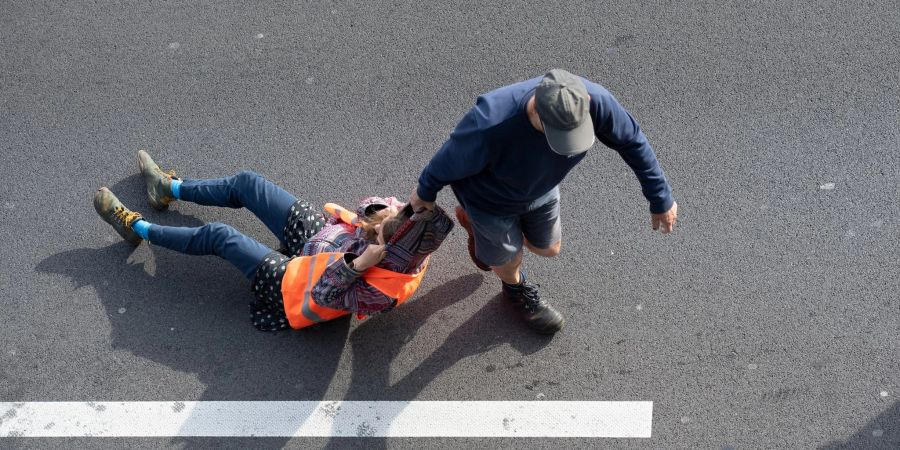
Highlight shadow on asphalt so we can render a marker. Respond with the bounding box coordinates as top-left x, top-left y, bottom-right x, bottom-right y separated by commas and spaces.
322, 287, 555, 450
36, 245, 519, 449
36, 176, 552, 448
820, 400, 899, 450
35, 231, 338, 449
